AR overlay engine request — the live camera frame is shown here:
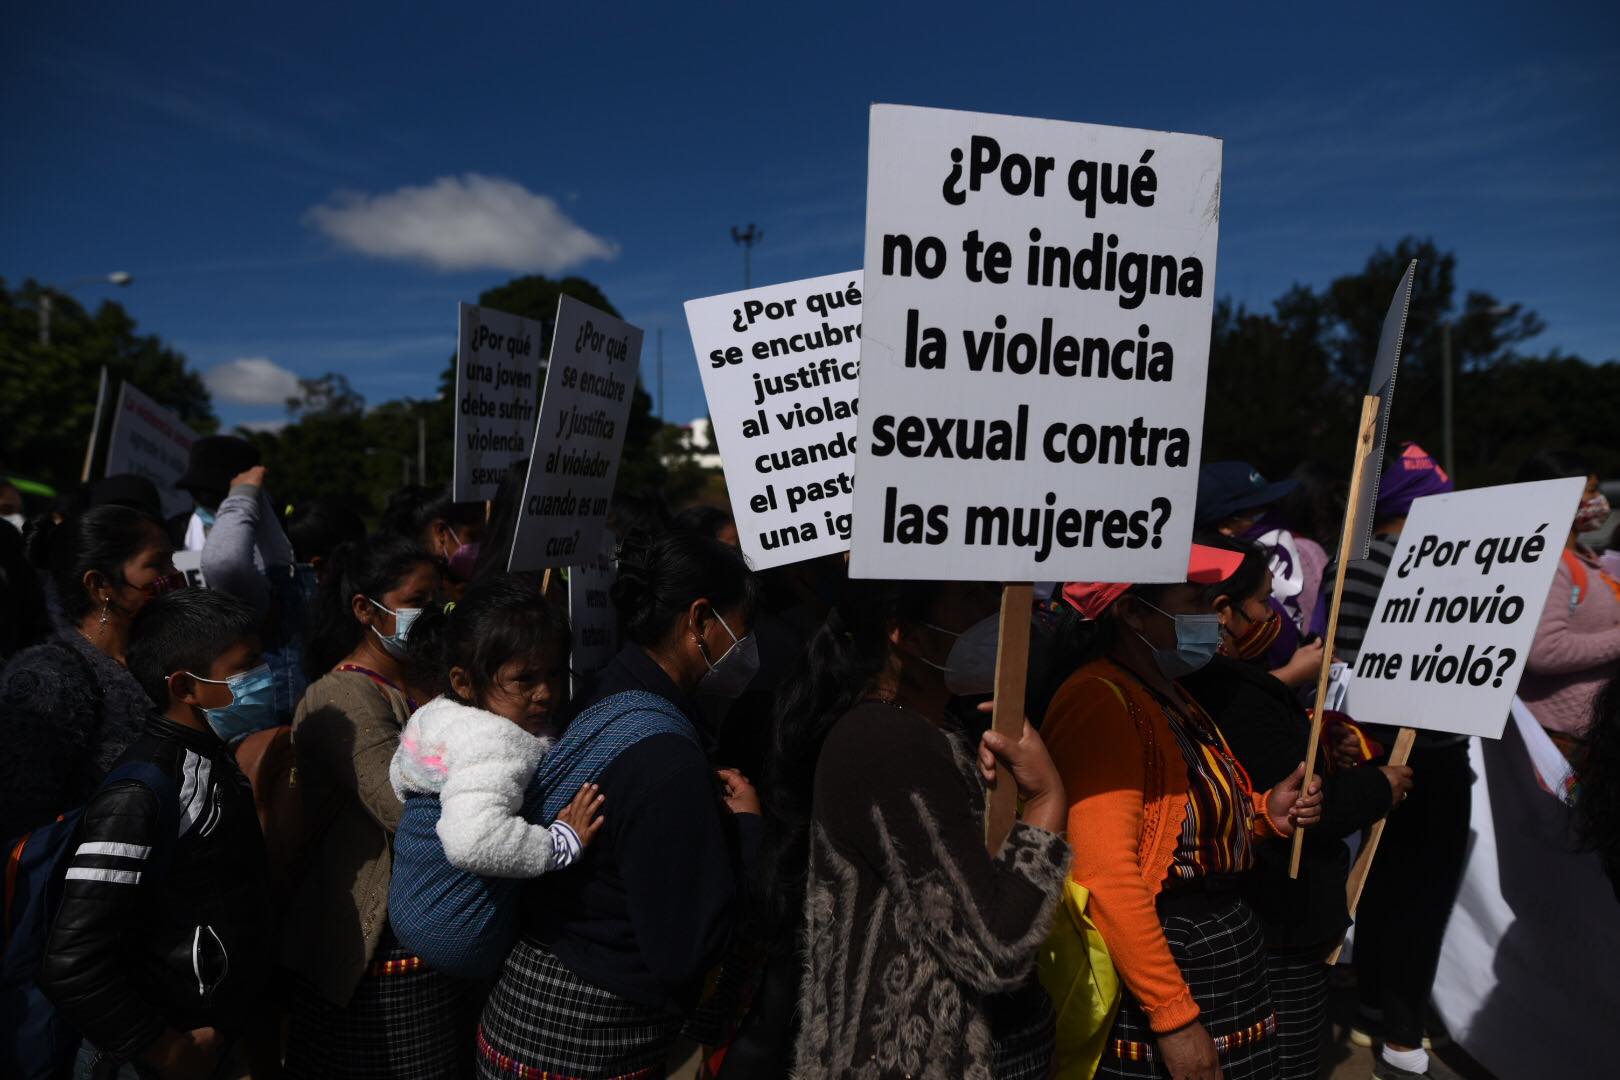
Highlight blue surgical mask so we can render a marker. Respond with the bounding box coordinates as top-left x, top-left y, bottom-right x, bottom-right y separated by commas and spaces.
920, 614, 1002, 697
1135, 600, 1222, 679
187, 663, 278, 744
195, 506, 216, 528
369, 598, 422, 659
